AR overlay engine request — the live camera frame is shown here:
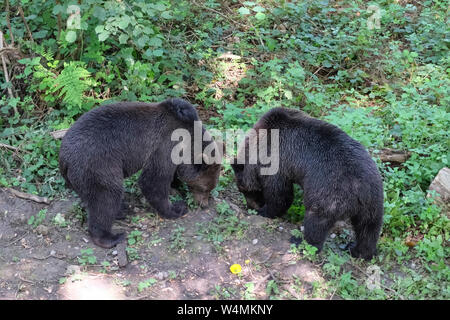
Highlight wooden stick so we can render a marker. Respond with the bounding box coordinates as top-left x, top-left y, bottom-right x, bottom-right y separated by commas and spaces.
0, 31, 16, 108
6, 188, 50, 204
0, 143, 20, 152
